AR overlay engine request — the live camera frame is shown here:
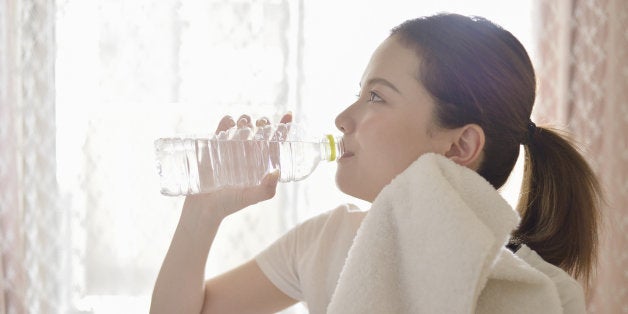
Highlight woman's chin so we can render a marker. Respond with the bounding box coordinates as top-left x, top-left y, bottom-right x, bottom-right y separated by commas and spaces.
335, 176, 375, 203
